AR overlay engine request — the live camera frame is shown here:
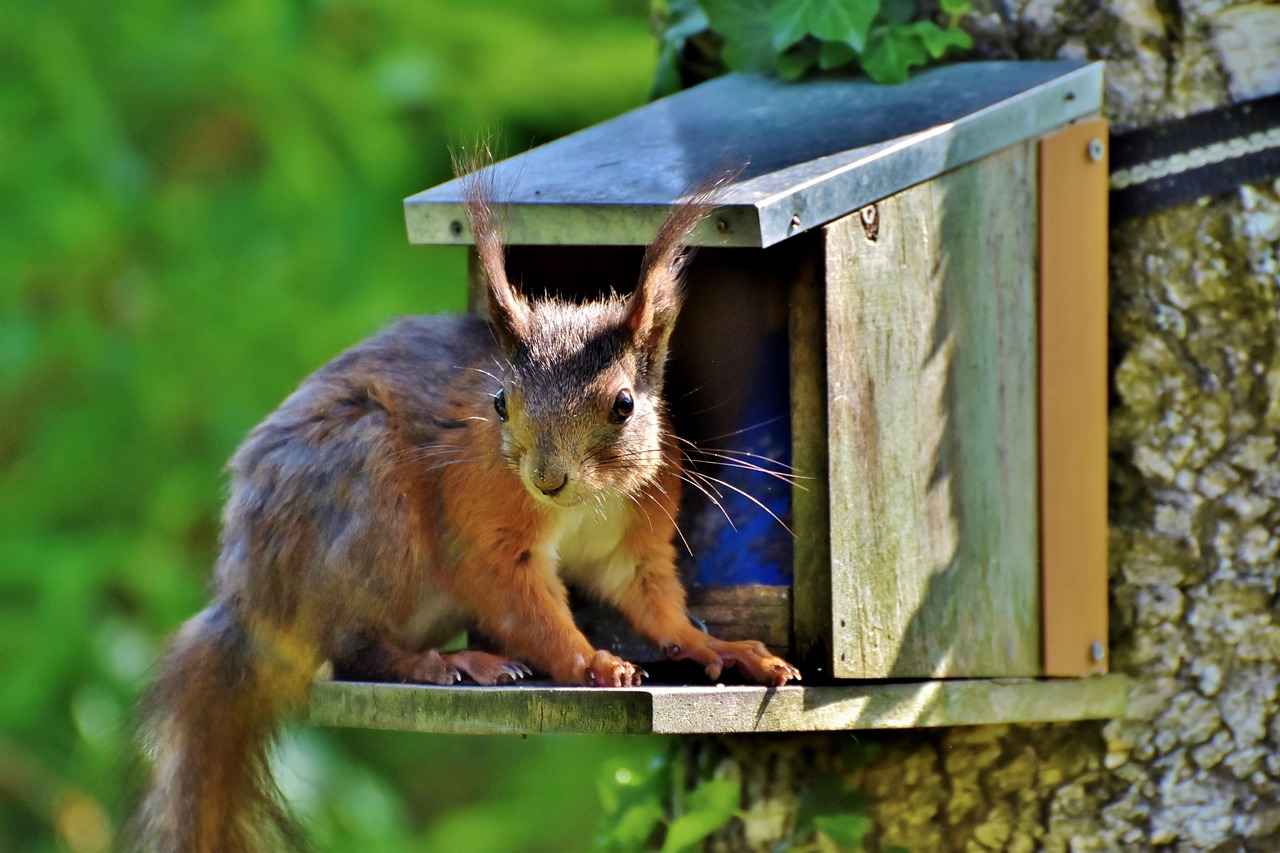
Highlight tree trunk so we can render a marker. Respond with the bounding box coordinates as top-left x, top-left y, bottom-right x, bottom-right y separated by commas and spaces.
698, 2, 1280, 850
